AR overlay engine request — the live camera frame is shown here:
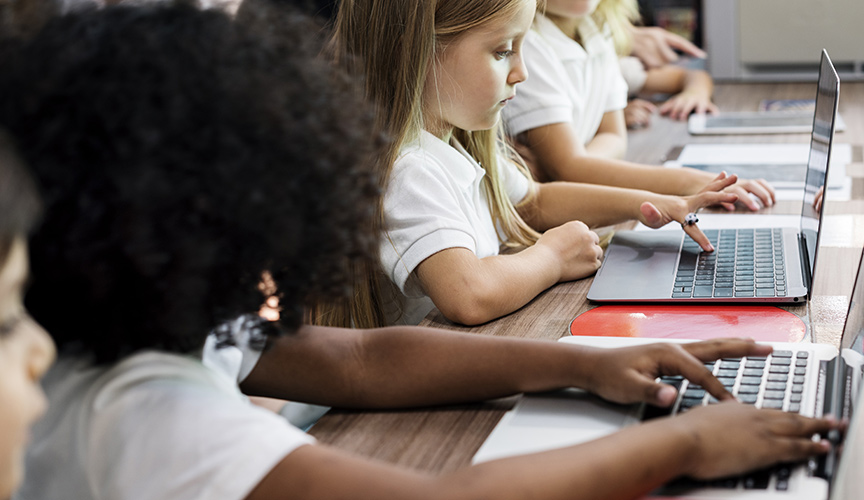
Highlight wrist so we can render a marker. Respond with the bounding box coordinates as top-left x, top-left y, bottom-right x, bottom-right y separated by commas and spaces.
525, 240, 566, 286
682, 167, 717, 195
652, 415, 704, 477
